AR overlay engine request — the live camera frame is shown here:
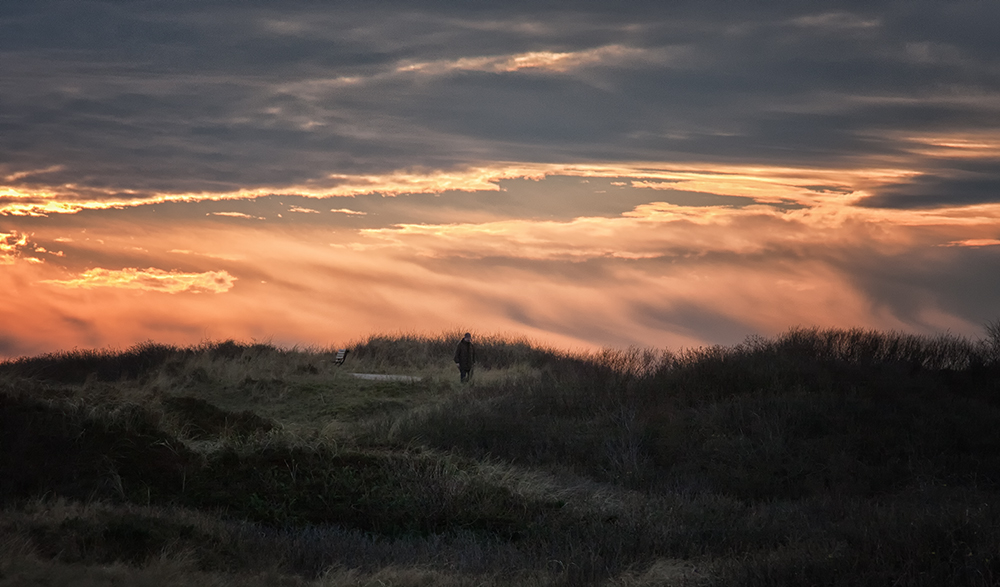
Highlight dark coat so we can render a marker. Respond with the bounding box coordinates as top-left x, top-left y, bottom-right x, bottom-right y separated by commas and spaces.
454, 339, 475, 370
